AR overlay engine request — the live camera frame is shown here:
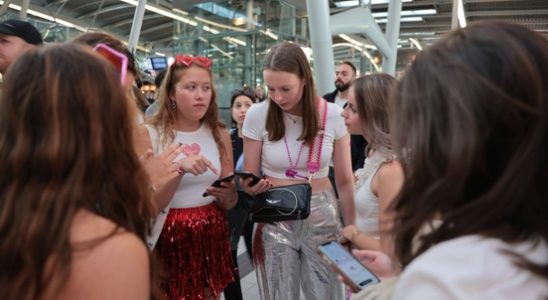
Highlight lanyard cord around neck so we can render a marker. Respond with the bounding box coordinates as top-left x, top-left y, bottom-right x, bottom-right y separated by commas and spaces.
282, 98, 328, 181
